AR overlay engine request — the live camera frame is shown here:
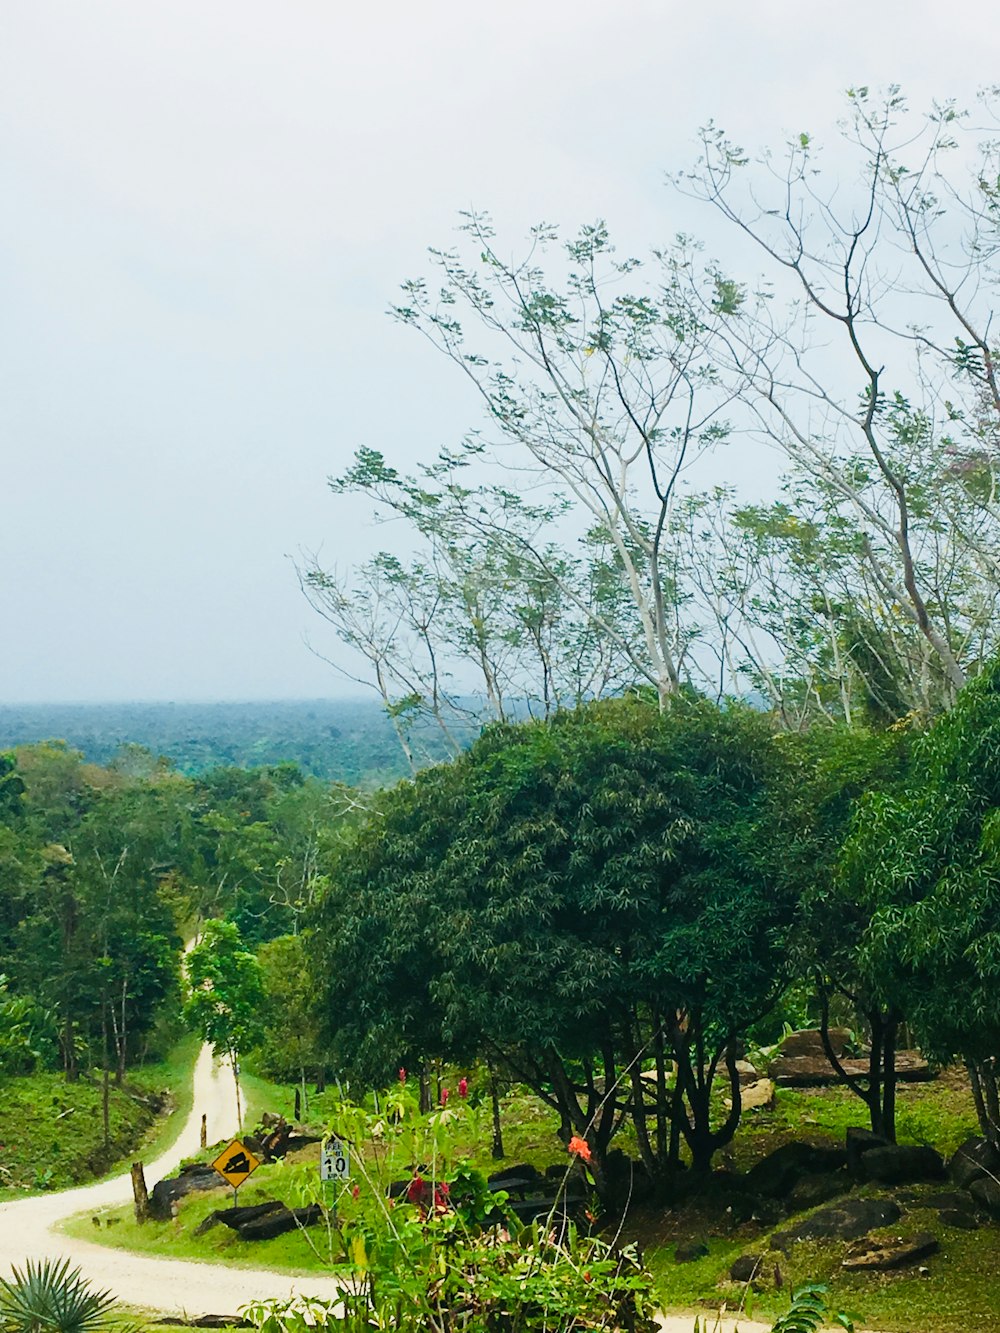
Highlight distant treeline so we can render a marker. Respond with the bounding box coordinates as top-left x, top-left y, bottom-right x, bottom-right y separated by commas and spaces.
0, 699, 478, 787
